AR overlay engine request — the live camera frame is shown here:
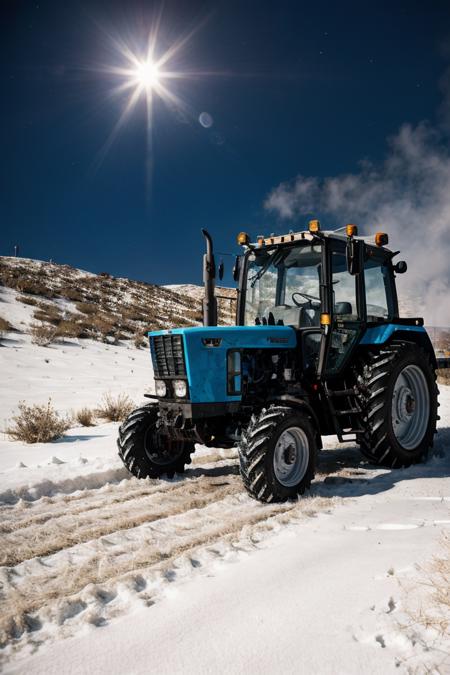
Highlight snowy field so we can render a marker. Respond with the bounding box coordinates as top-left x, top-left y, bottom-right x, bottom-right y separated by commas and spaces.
1, 290, 450, 673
